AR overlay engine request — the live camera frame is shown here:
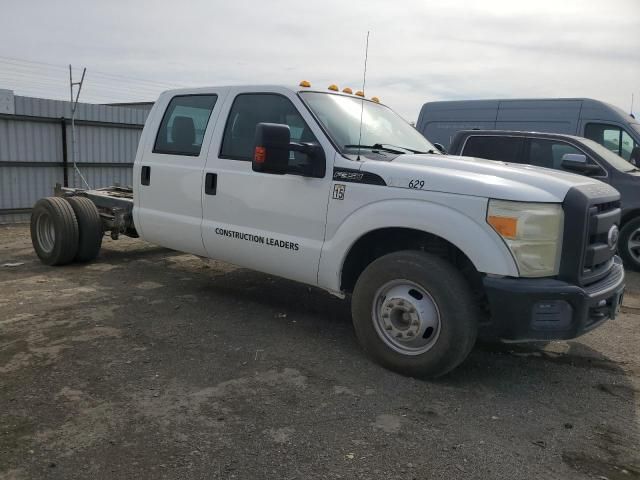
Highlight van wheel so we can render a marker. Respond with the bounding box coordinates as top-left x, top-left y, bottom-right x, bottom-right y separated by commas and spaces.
619, 217, 640, 271
351, 251, 478, 378
30, 197, 79, 266
65, 196, 103, 262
